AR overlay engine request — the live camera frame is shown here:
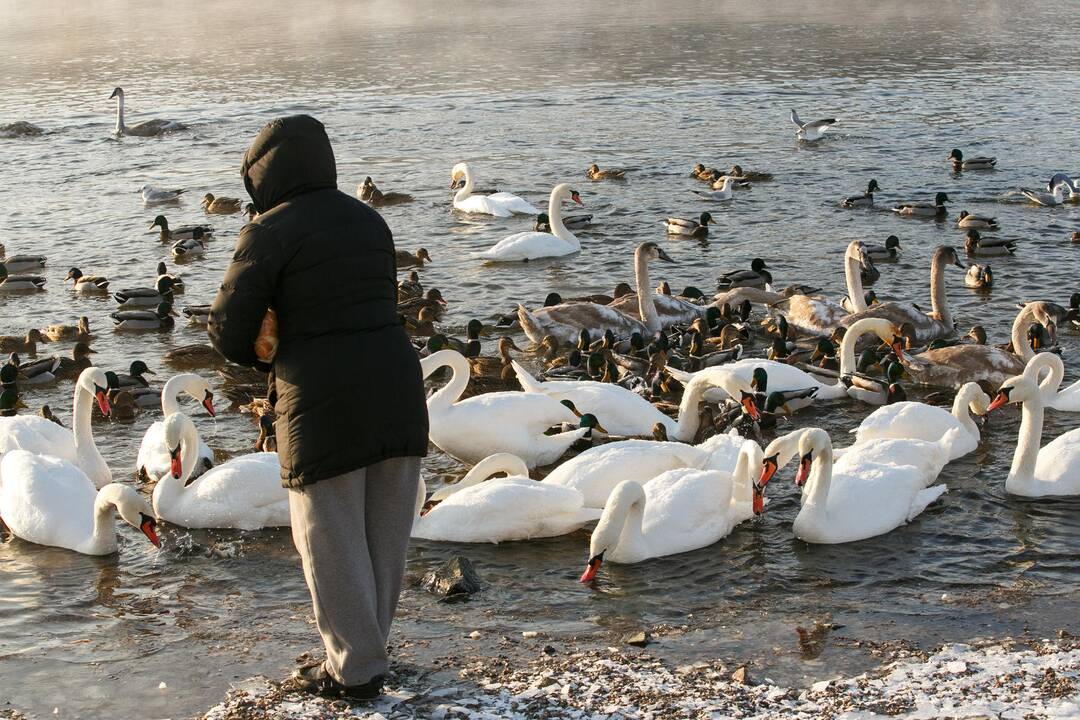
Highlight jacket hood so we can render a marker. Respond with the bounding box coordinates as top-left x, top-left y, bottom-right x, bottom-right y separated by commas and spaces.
242, 115, 337, 213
